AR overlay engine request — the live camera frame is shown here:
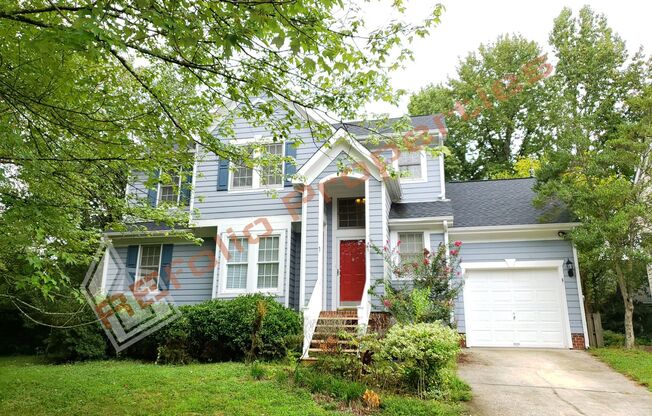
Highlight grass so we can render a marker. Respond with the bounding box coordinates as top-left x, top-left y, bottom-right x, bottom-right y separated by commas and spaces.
591, 347, 652, 391
0, 356, 343, 416
0, 356, 469, 416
